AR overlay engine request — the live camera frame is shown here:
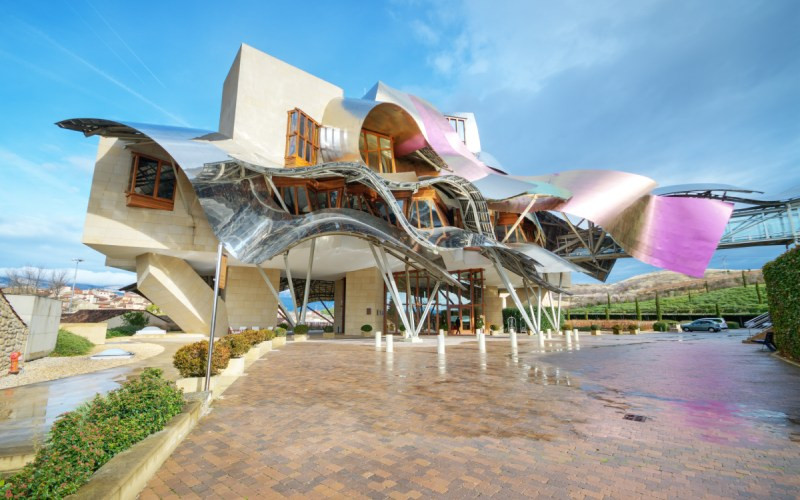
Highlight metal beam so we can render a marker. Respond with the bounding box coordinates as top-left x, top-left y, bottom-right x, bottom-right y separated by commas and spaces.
414, 281, 441, 337
299, 239, 316, 323
490, 250, 537, 333
283, 252, 299, 321
501, 197, 537, 243
370, 244, 414, 337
